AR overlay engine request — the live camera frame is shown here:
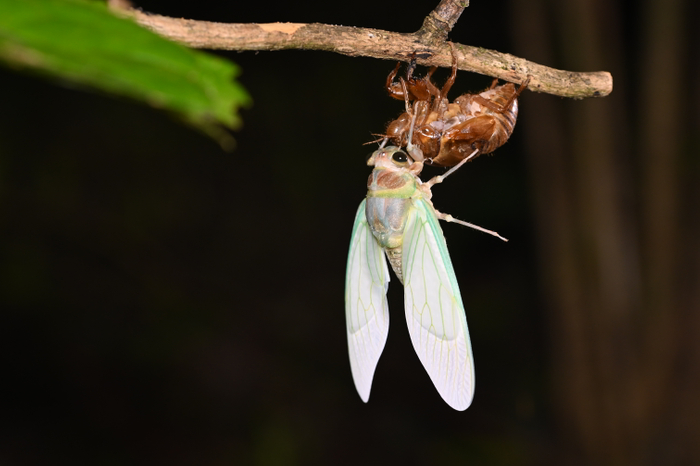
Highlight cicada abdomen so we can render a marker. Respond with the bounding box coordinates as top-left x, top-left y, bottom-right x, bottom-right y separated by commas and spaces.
428, 77, 530, 167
